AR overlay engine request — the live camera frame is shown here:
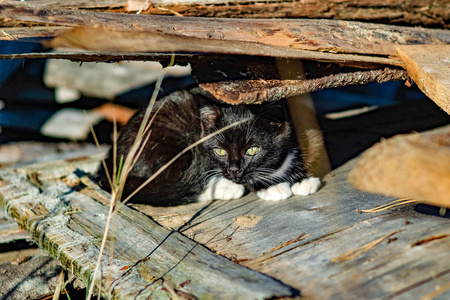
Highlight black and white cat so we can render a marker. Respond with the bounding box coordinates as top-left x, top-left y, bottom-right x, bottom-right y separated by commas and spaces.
98, 89, 320, 206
